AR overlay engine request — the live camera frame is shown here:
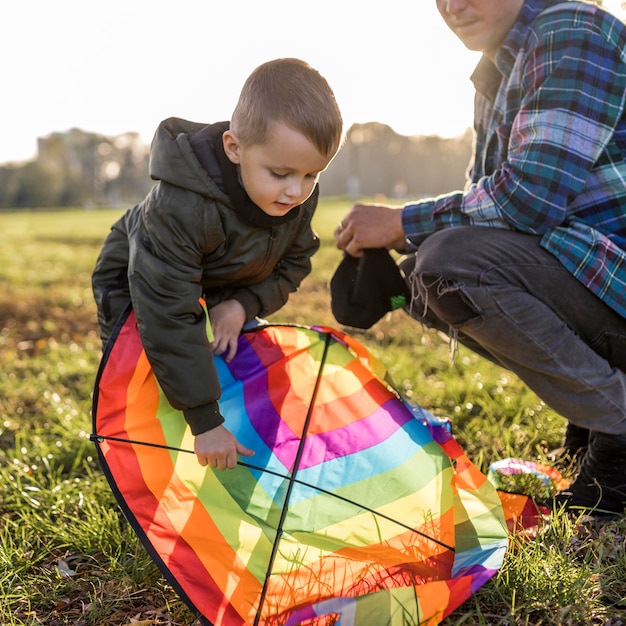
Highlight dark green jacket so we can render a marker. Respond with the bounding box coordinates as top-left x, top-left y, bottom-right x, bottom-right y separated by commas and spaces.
92, 118, 320, 435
